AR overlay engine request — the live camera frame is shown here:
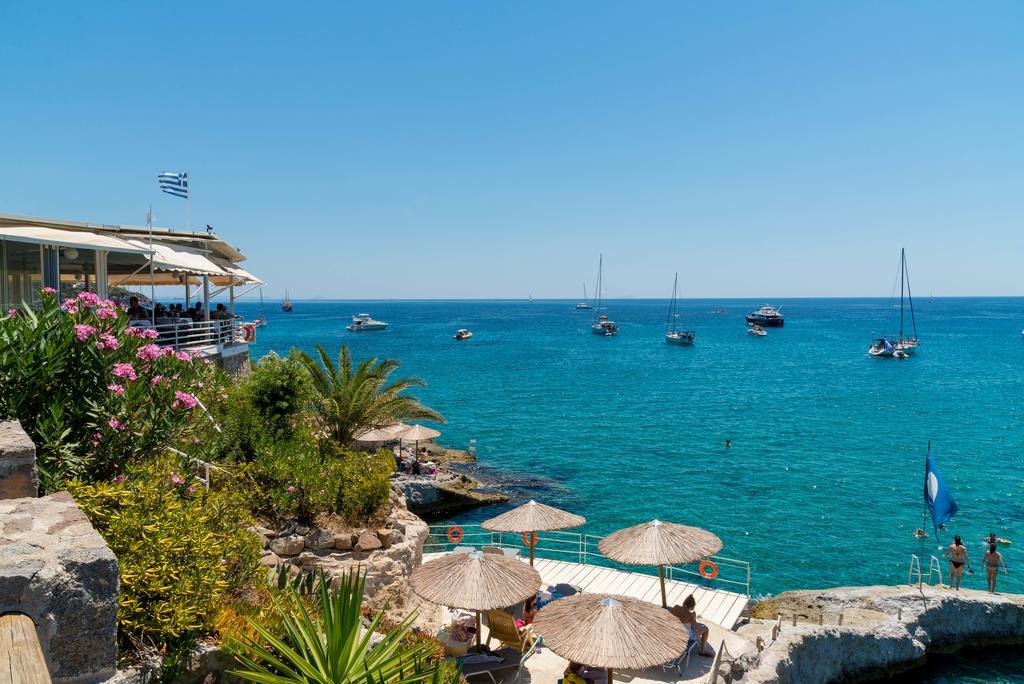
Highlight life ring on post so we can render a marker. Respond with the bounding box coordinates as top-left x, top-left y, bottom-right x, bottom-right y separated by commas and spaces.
242, 324, 256, 342
699, 560, 719, 579
522, 531, 538, 548
447, 526, 464, 544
